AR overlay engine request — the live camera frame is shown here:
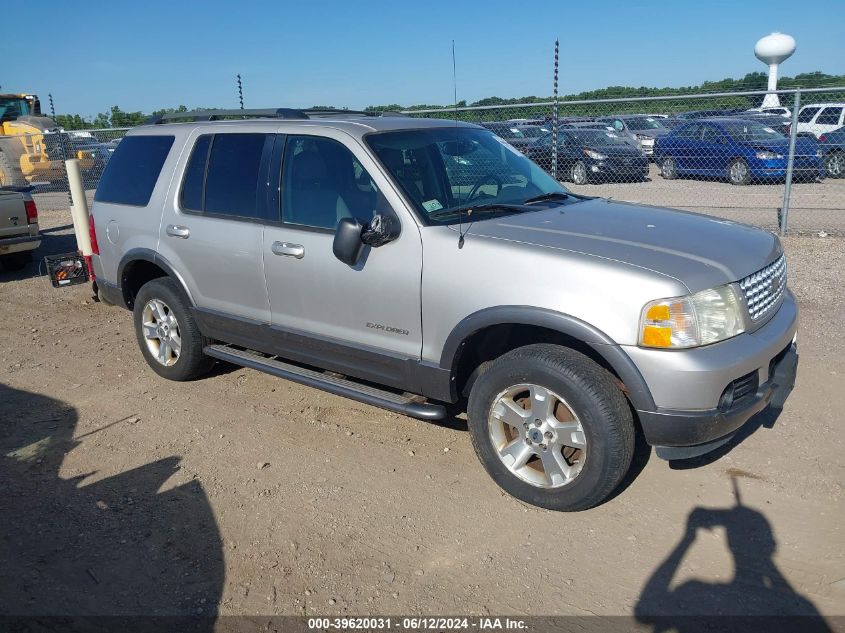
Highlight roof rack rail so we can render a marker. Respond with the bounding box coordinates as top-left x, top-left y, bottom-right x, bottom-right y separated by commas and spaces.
144, 108, 409, 125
